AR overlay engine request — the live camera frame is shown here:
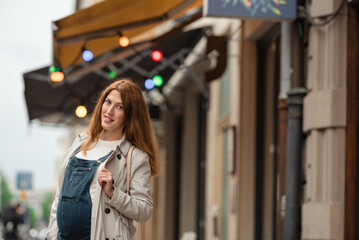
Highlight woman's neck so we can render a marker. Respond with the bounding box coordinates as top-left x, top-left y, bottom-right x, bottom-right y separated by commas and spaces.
100, 131, 123, 141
